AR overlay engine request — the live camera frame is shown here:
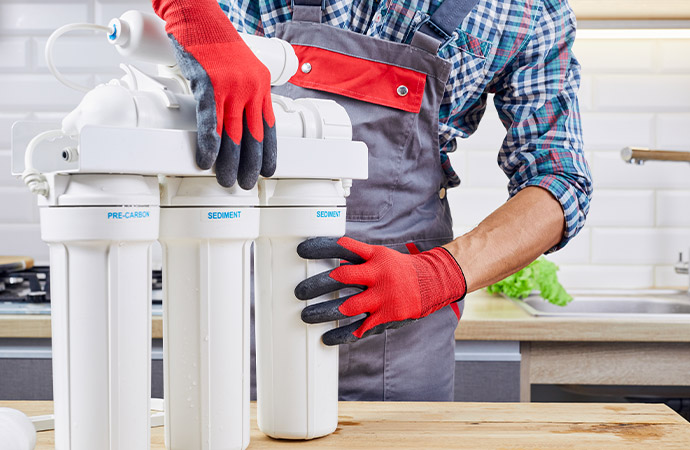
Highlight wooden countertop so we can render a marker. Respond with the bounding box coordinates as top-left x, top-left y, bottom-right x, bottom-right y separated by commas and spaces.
0, 290, 690, 342
4, 401, 689, 449
456, 291, 690, 343
0, 314, 164, 340
2, 290, 690, 342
